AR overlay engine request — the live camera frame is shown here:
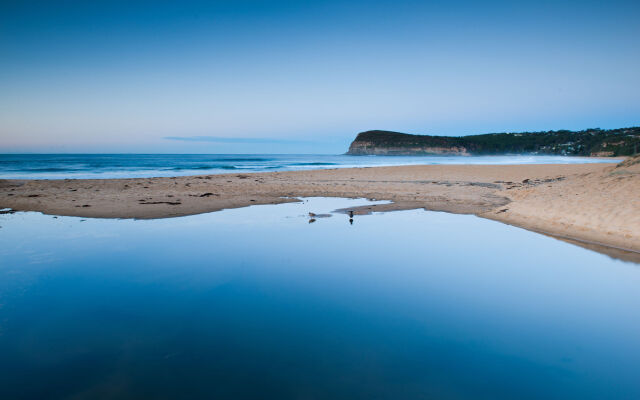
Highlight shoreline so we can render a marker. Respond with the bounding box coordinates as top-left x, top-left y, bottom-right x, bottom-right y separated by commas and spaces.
1, 161, 638, 256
